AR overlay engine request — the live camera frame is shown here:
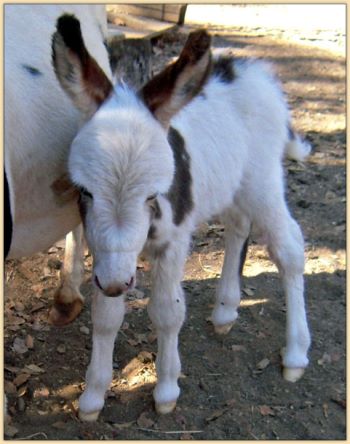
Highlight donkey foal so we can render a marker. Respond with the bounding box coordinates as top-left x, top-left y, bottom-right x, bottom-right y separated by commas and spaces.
52, 15, 311, 420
